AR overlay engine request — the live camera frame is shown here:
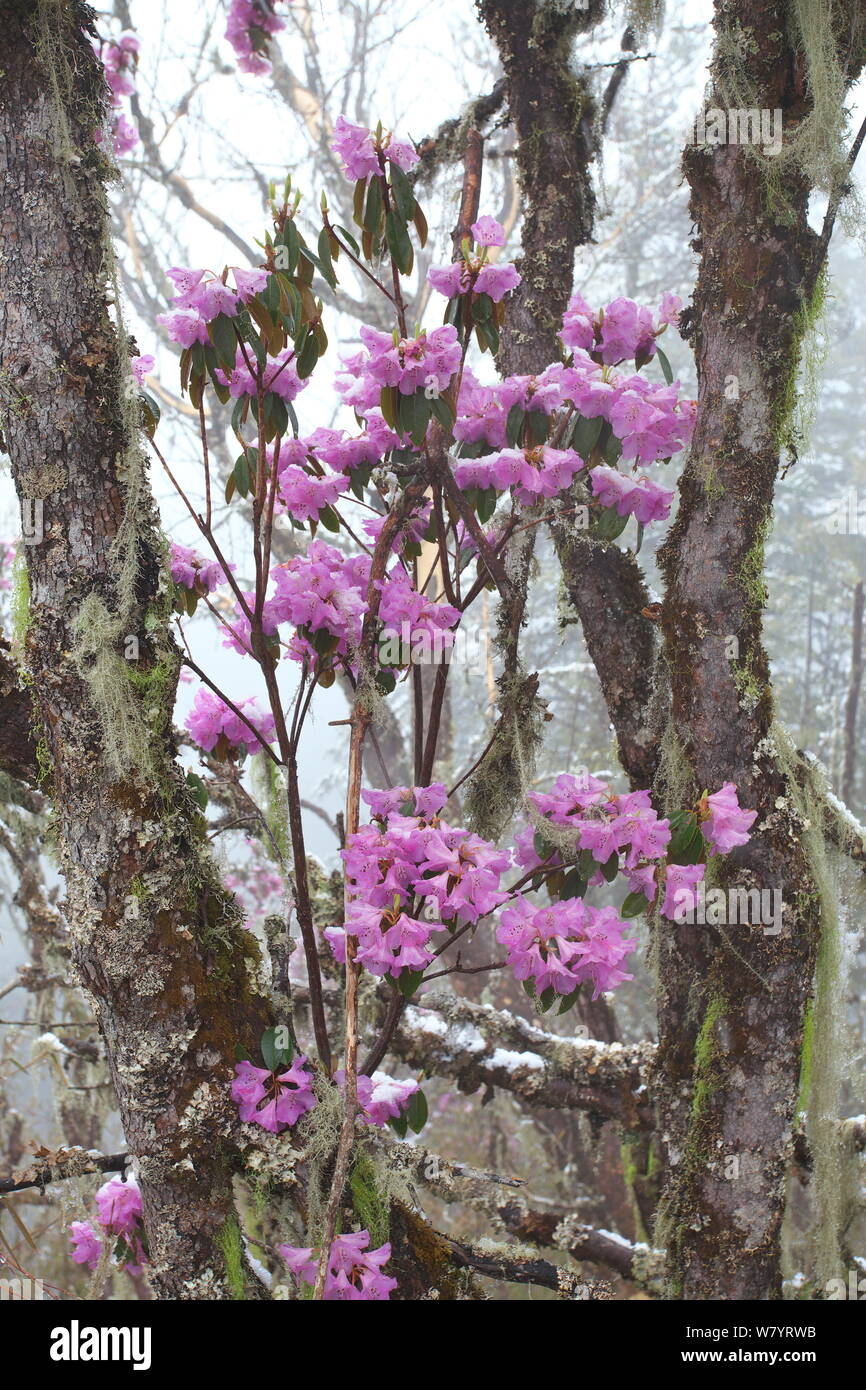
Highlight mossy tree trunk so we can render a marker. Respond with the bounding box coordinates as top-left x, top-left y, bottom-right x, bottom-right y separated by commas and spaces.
653, 0, 865, 1298
0, 0, 272, 1298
